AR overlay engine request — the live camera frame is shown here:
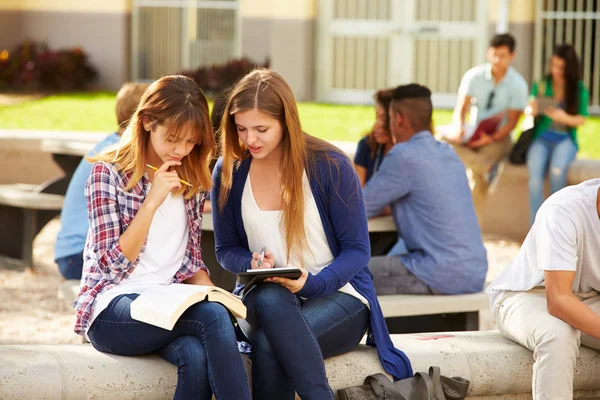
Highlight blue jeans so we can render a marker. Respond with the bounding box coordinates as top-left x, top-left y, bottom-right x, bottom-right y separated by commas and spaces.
56, 252, 83, 280
243, 283, 369, 400
527, 136, 577, 225
88, 294, 251, 400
